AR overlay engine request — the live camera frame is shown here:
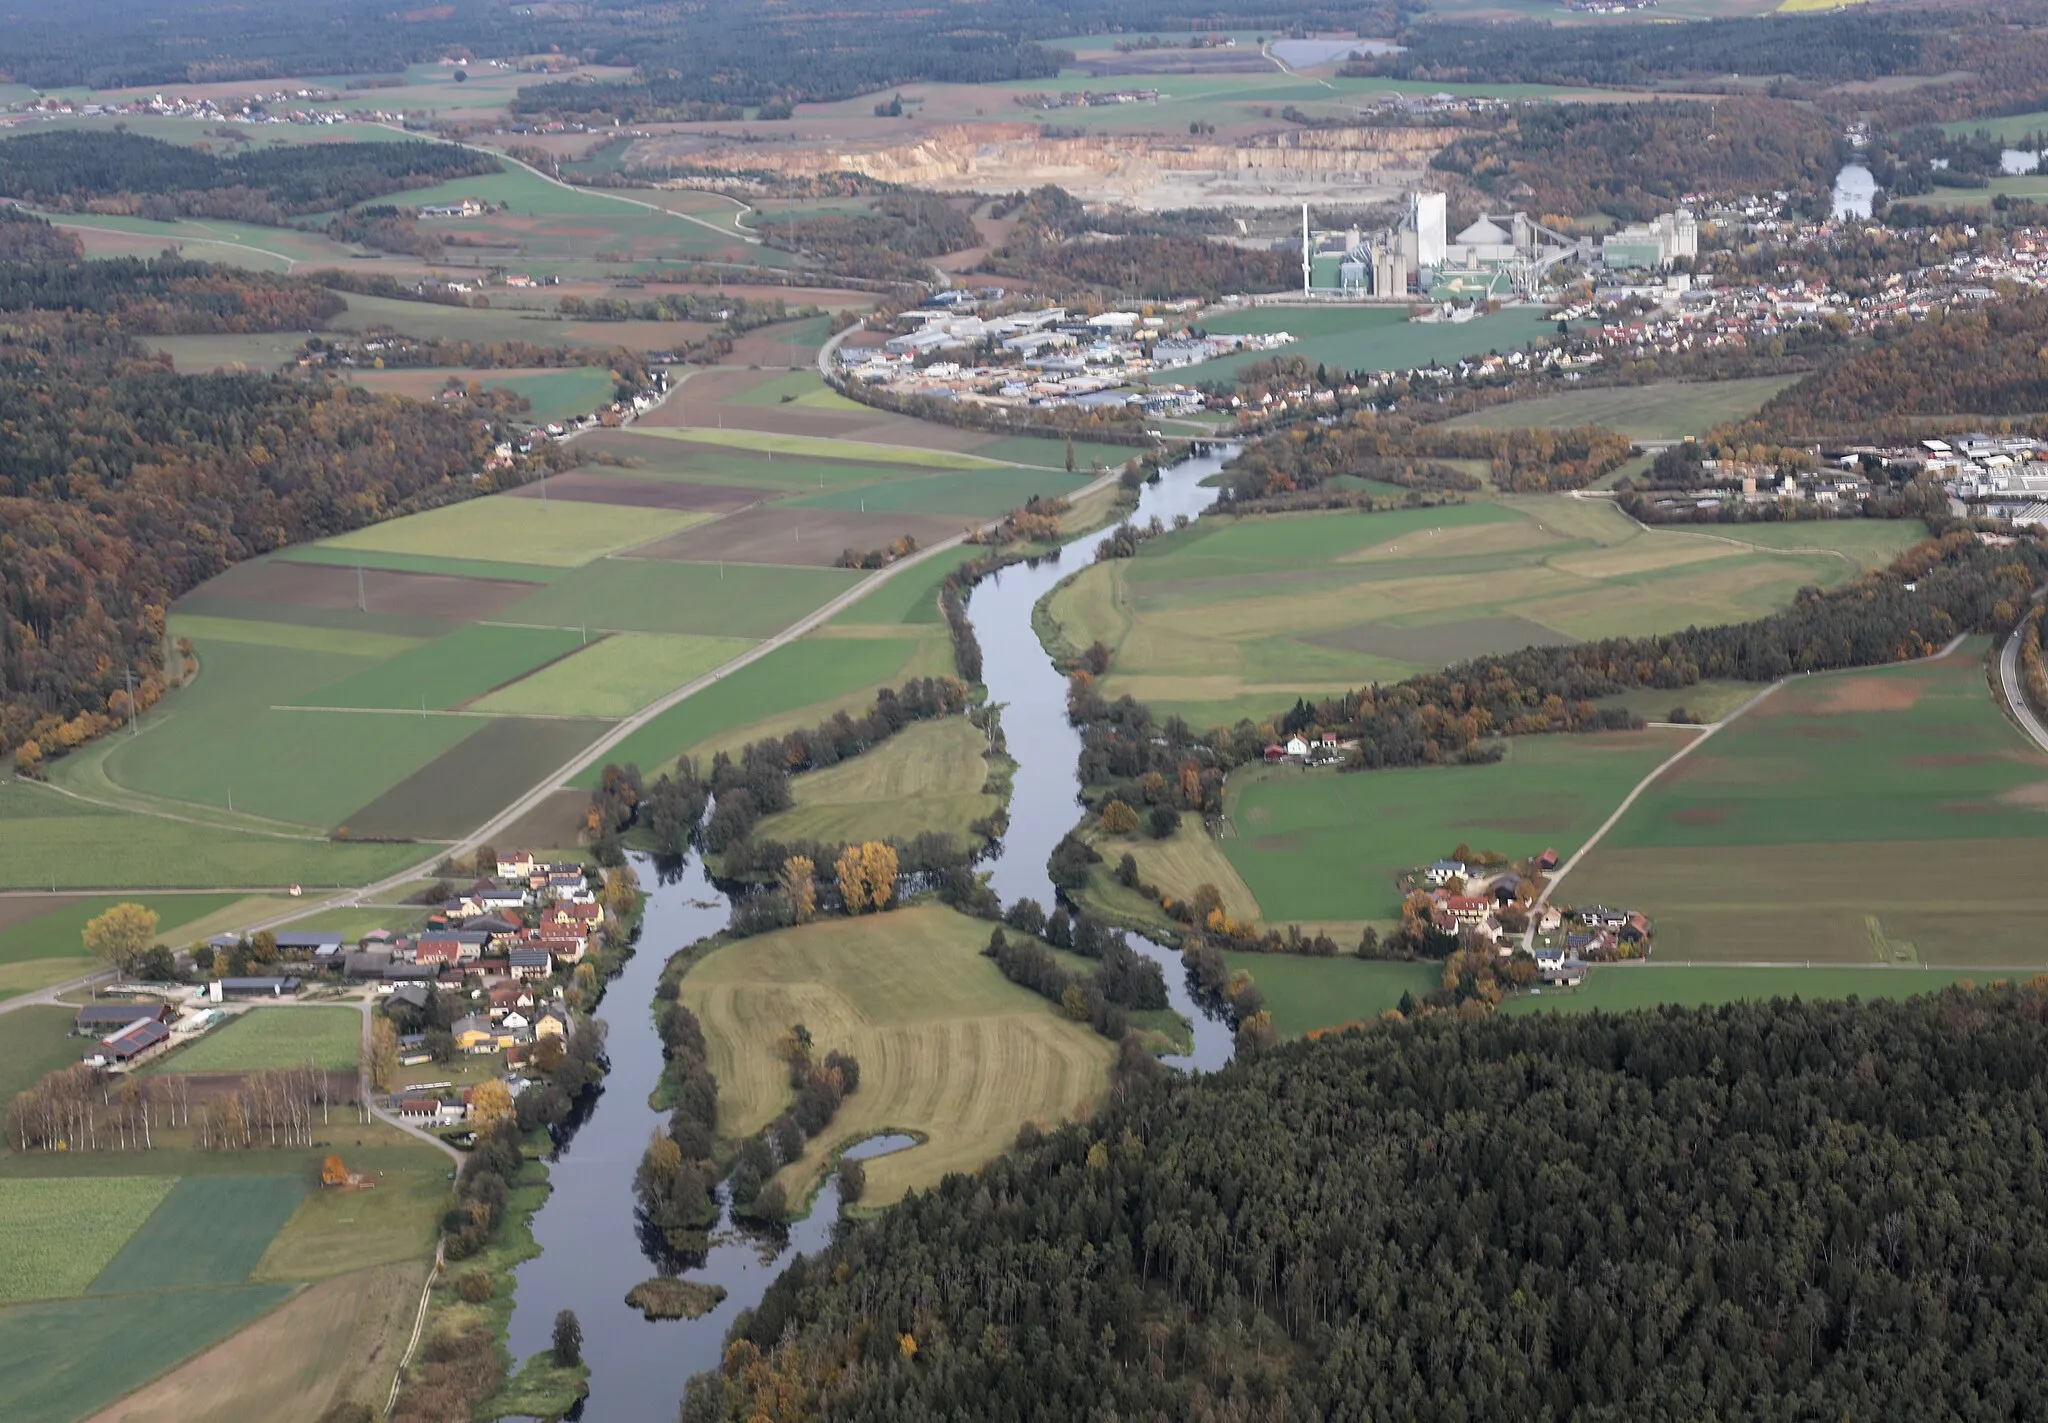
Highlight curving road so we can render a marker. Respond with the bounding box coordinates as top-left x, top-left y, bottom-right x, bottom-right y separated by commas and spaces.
2001, 618, 2048, 755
